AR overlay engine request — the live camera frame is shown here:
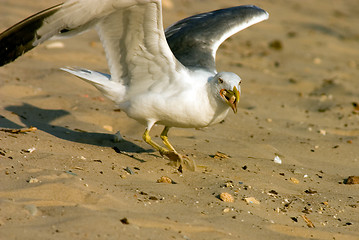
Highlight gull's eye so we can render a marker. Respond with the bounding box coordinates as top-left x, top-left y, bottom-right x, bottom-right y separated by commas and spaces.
218, 77, 224, 84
